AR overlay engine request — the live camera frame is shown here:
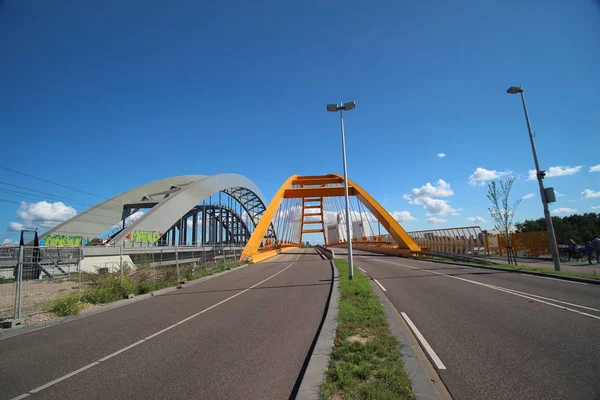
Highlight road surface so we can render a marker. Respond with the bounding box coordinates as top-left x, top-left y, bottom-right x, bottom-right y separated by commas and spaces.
335, 248, 600, 400
0, 249, 332, 400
